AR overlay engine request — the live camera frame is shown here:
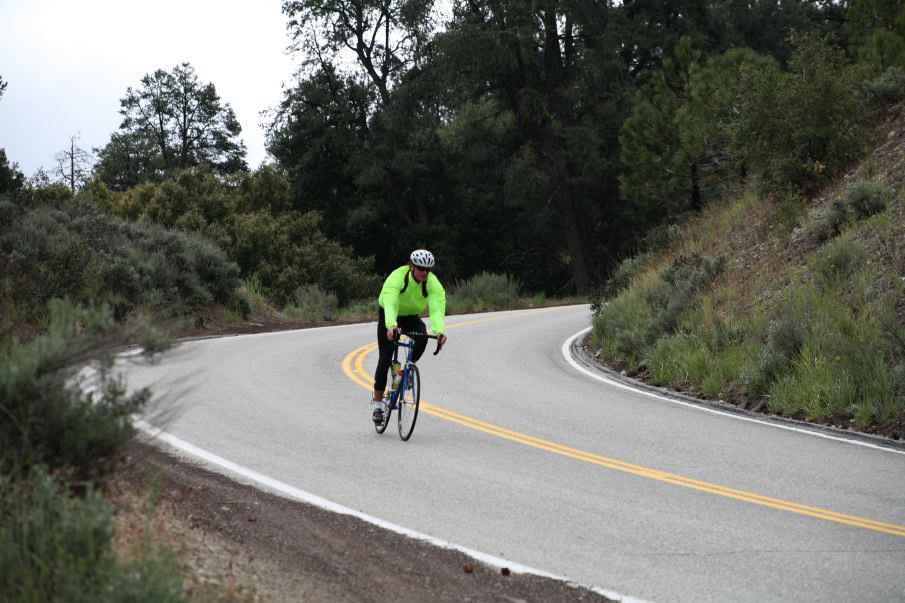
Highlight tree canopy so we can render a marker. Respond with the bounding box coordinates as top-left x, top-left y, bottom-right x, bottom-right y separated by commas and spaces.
95, 63, 247, 190
69, 1, 905, 300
